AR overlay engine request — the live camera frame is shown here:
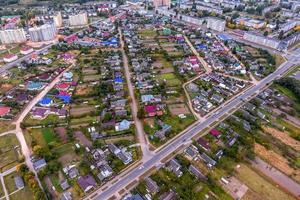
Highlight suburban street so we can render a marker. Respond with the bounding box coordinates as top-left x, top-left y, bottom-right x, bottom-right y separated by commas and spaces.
118, 27, 153, 160
86, 48, 300, 200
